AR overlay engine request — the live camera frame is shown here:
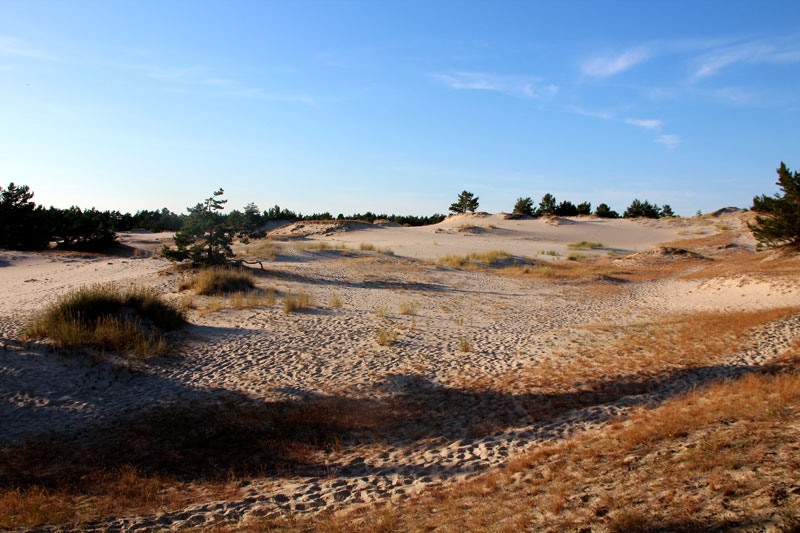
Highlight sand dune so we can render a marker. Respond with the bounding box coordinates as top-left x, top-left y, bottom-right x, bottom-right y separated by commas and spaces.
2, 212, 799, 530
